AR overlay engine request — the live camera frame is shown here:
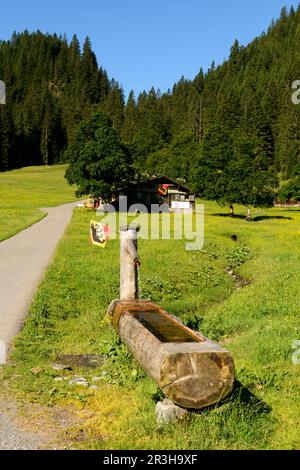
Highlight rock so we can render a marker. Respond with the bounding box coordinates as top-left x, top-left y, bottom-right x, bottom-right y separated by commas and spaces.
89, 385, 99, 390
53, 377, 64, 382
51, 363, 72, 371
92, 376, 103, 382
69, 377, 89, 387
101, 370, 108, 377
57, 354, 105, 368
226, 269, 234, 276
30, 367, 43, 374
155, 399, 188, 424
